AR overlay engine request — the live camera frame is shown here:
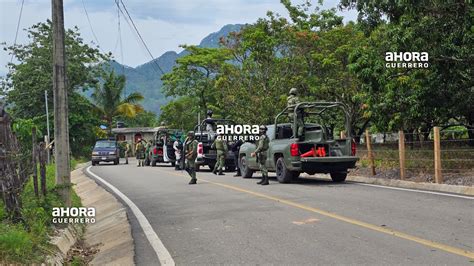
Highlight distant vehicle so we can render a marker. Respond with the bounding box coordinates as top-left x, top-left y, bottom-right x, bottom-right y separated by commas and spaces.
239, 102, 358, 183
194, 118, 236, 171
91, 139, 120, 166
150, 127, 182, 167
